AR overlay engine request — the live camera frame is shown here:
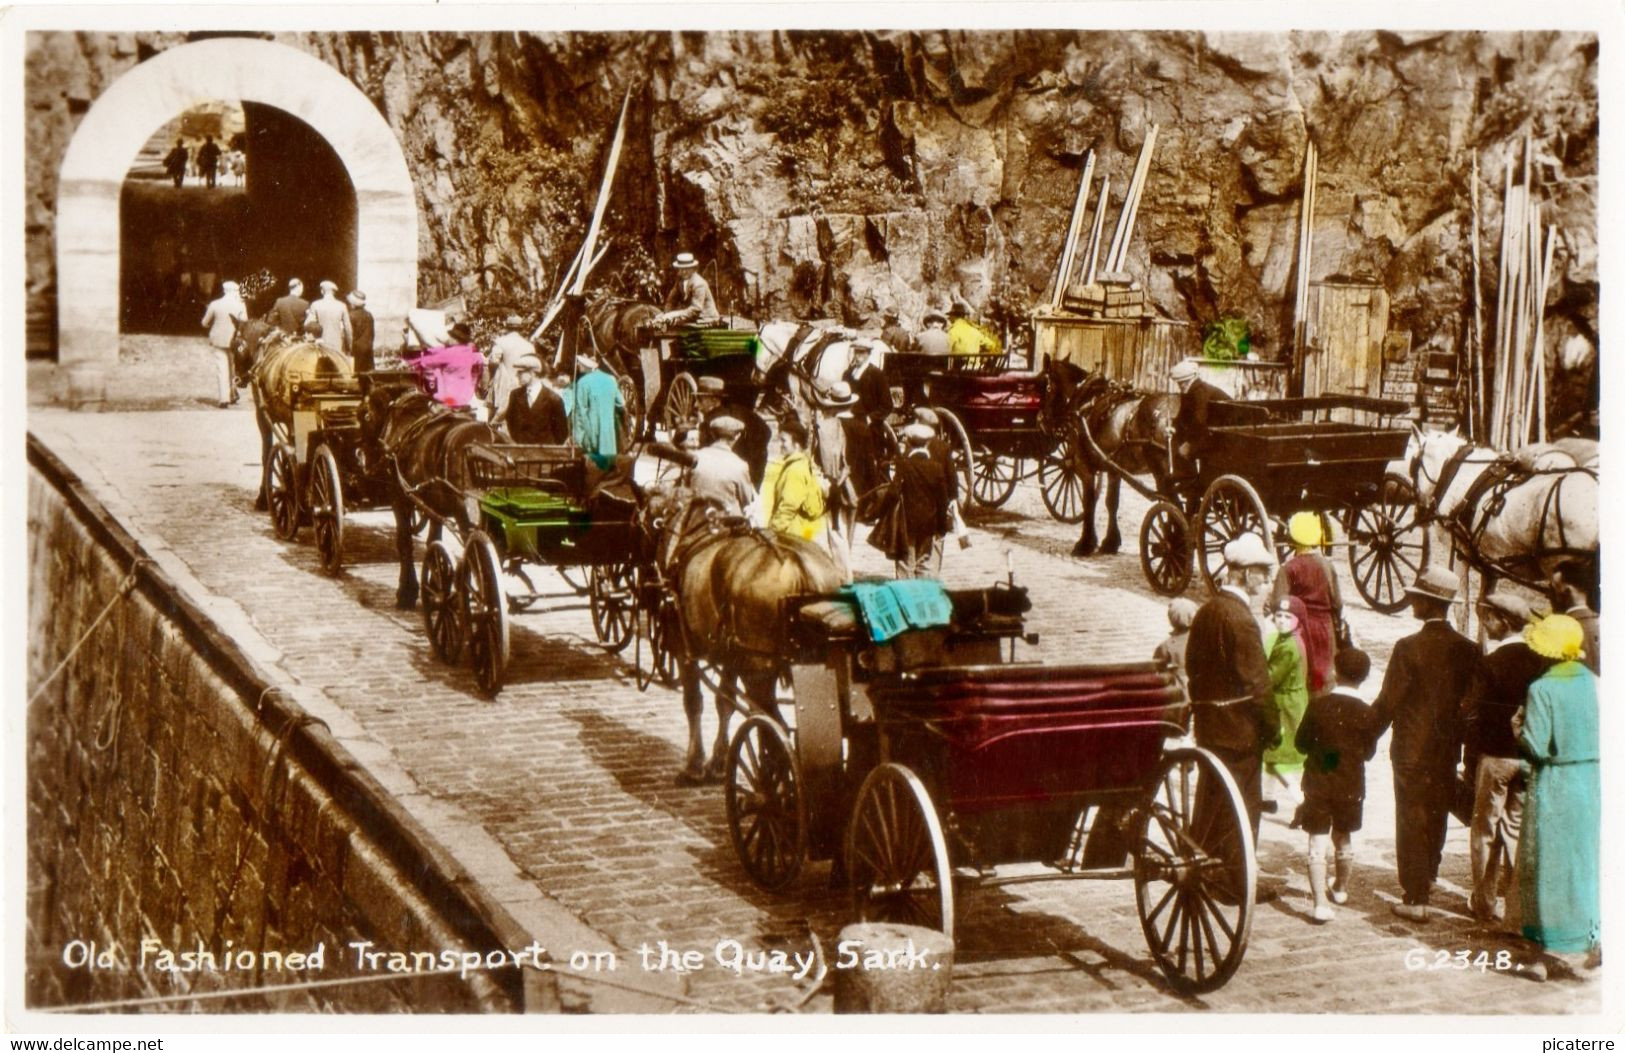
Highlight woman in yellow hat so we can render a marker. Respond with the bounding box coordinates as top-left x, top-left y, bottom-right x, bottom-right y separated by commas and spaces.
1270, 511, 1345, 695
1513, 613, 1599, 970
